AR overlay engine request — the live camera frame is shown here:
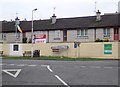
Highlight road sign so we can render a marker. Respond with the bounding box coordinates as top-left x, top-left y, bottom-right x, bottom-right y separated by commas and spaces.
74, 42, 77, 48
104, 44, 112, 54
